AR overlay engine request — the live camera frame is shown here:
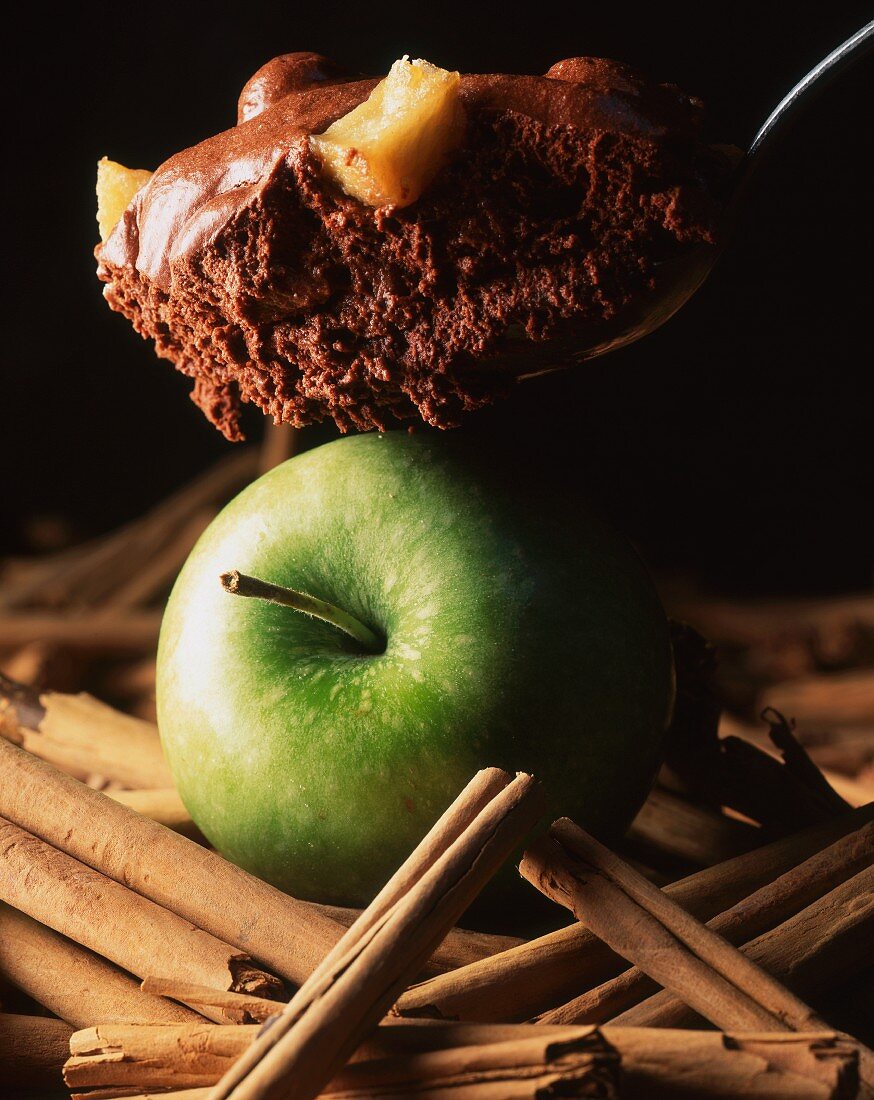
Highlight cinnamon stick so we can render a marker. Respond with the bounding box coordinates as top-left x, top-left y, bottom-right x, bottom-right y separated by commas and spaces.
604, 1027, 858, 1100
617, 864, 874, 1029
0, 902, 199, 1027
395, 804, 873, 1023
764, 668, 874, 729
259, 423, 299, 475
65, 1022, 259, 1093
207, 769, 545, 1100
62, 1020, 859, 1100
0, 817, 286, 1007
140, 979, 284, 1025
0, 610, 162, 652
0, 1013, 73, 1091
540, 819, 873, 1026
74, 1089, 211, 1100
625, 785, 761, 869
0, 679, 173, 788
107, 508, 213, 610
520, 819, 820, 1034
662, 589, 874, 649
